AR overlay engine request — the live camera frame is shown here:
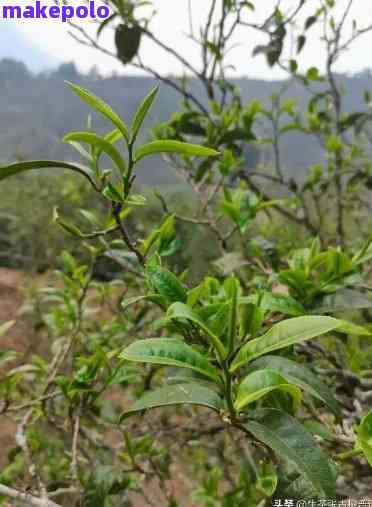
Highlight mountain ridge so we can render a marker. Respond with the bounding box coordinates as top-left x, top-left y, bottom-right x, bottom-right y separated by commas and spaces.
0, 58, 371, 184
